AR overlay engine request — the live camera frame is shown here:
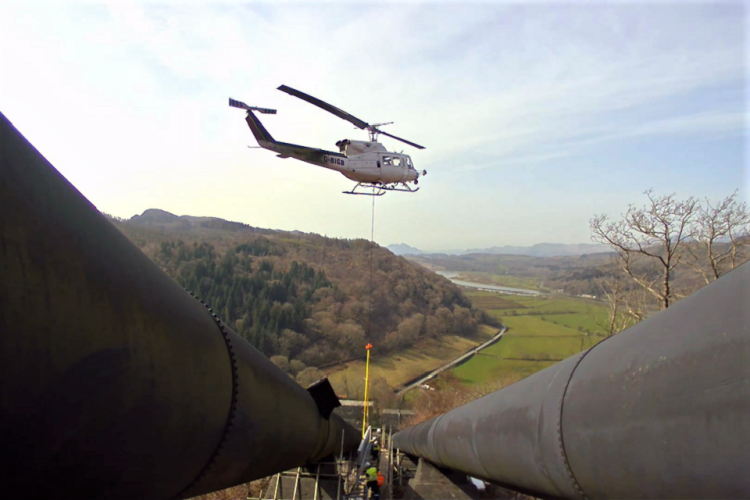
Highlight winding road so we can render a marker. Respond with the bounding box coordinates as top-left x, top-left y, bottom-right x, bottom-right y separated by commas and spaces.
395, 326, 507, 396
